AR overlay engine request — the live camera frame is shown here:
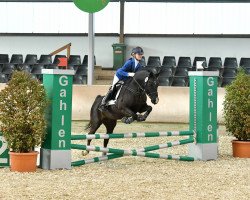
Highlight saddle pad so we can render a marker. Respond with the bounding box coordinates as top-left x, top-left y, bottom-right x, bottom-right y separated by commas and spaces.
106, 85, 123, 106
